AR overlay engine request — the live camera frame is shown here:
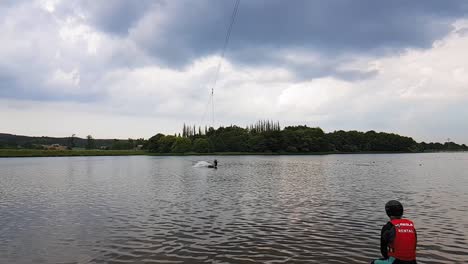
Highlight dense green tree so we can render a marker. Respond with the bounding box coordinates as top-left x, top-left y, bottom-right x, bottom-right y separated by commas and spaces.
262, 130, 283, 152
68, 134, 76, 149
247, 134, 267, 152
86, 135, 95, 149
282, 126, 325, 152
171, 137, 192, 153
192, 138, 211, 153
157, 135, 177, 153
207, 126, 249, 152
111, 139, 133, 150
147, 133, 165, 152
